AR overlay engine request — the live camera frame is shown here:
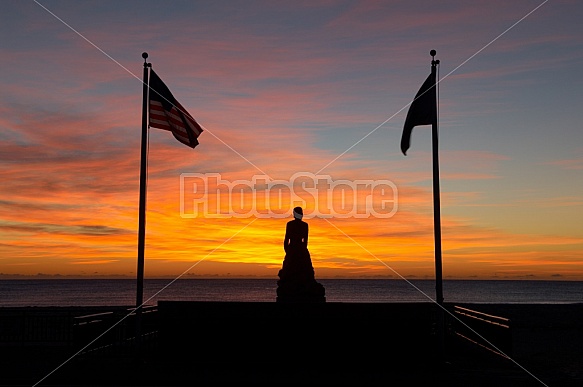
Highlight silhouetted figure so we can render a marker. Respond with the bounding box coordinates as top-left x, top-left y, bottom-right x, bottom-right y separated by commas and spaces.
276, 207, 326, 303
